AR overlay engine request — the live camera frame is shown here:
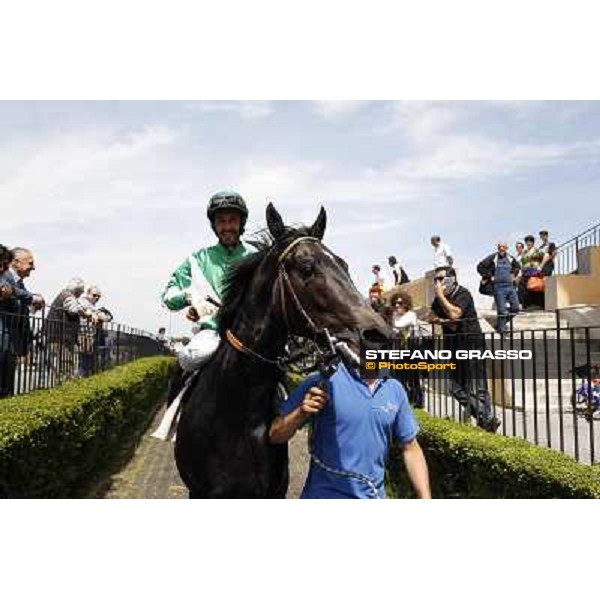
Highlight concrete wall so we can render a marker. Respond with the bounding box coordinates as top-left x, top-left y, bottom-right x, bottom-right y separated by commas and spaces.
545, 246, 600, 310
